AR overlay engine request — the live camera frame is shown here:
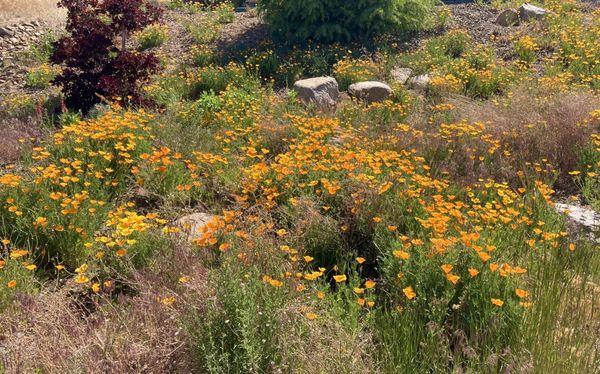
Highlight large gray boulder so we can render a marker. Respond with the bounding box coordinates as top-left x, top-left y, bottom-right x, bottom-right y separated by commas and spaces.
391, 67, 413, 85
293, 76, 340, 109
408, 74, 430, 92
495, 9, 520, 26
348, 81, 392, 104
519, 3, 547, 21
555, 203, 599, 232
